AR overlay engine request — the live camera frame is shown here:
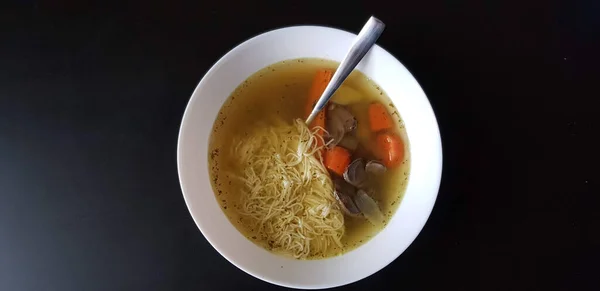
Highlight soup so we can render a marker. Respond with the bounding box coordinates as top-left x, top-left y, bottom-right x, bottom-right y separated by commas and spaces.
208, 58, 410, 259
